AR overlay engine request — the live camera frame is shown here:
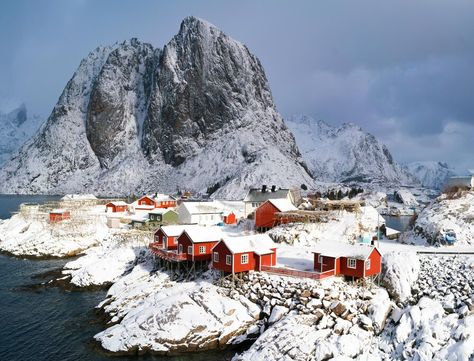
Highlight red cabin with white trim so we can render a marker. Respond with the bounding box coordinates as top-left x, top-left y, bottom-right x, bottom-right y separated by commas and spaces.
212, 234, 277, 274
152, 225, 188, 250
49, 209, 70, 223
255, 199, 298, 231
176, 226, 225, 262
105, 201, 128, 213
313, 245, 381, 279
136, 194, 177, 210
